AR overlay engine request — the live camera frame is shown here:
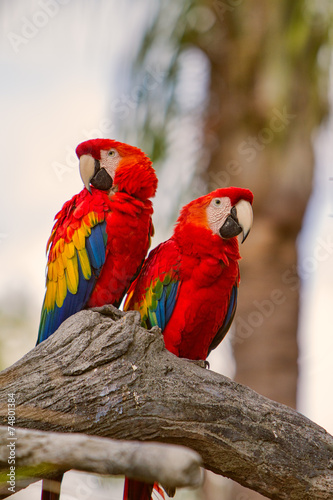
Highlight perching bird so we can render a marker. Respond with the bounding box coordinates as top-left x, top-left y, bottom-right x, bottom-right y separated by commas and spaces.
123, 186, 253, 500
37, 138, 157, 344
37, 138, 157, 500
